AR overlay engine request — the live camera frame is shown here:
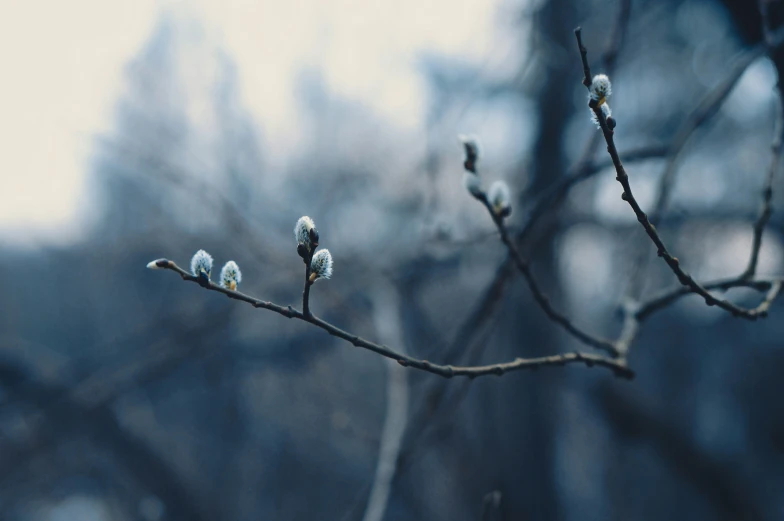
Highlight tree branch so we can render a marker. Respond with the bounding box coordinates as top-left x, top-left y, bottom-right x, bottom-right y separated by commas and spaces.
743, 18, 784, 278
573, 27, 782, 321
474, 193, 620, 356
147, 259, 633, 378
519, 144, 669, 245
636, 276, 781, 321
303, 258, 313, 317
